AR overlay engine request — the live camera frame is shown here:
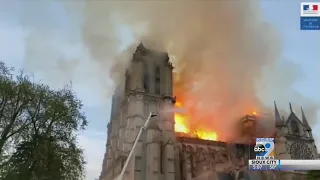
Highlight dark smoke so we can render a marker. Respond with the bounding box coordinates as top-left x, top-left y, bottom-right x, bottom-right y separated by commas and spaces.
21, 0, 319, 140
